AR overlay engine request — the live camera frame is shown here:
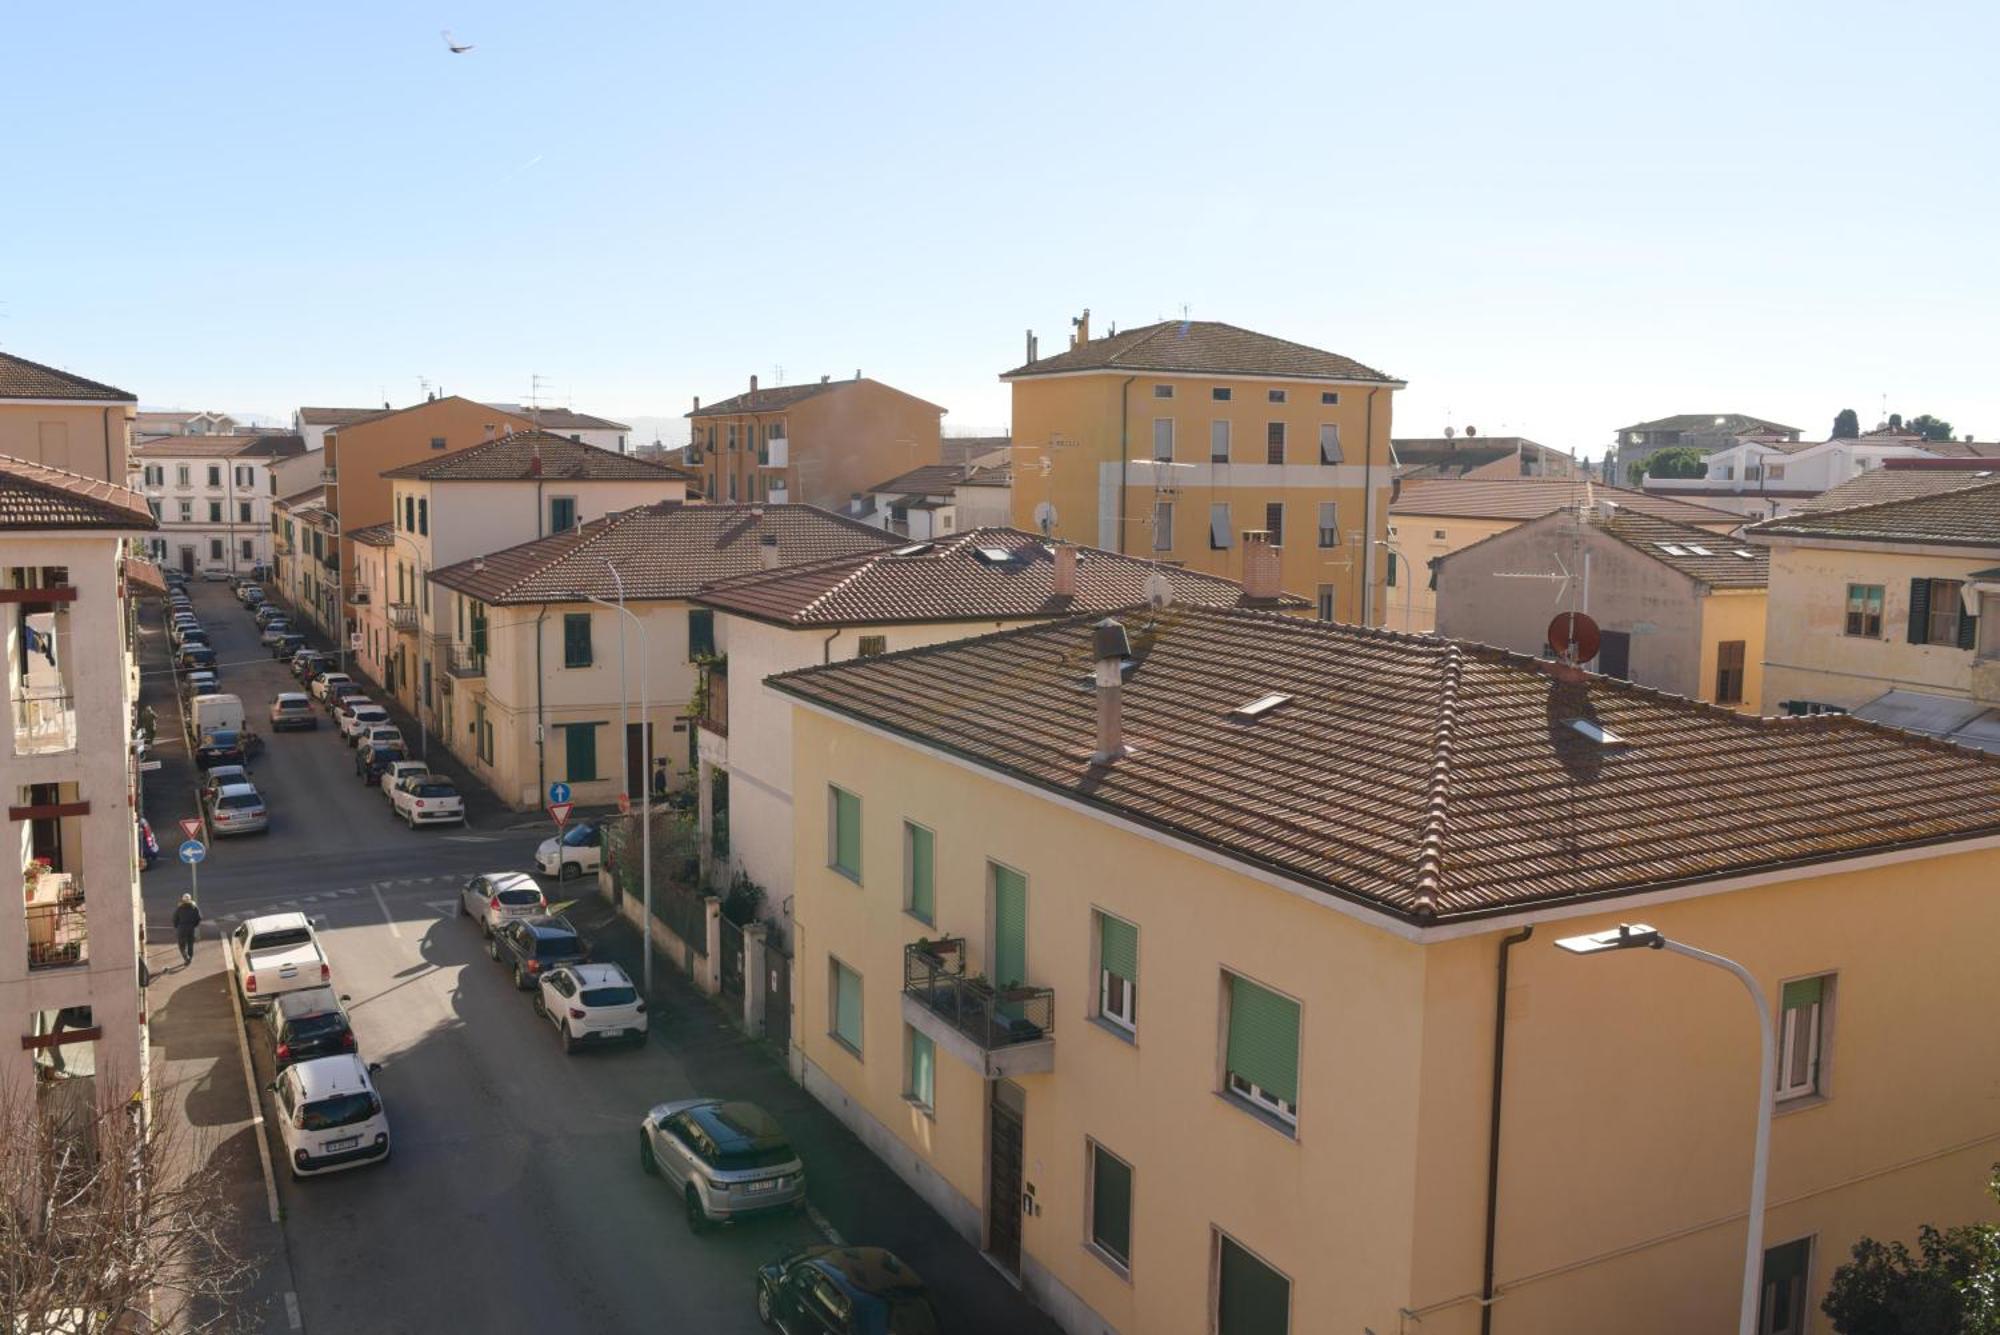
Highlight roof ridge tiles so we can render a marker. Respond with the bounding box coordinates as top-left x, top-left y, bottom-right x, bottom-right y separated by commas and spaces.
1409, 642, 1464, 924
